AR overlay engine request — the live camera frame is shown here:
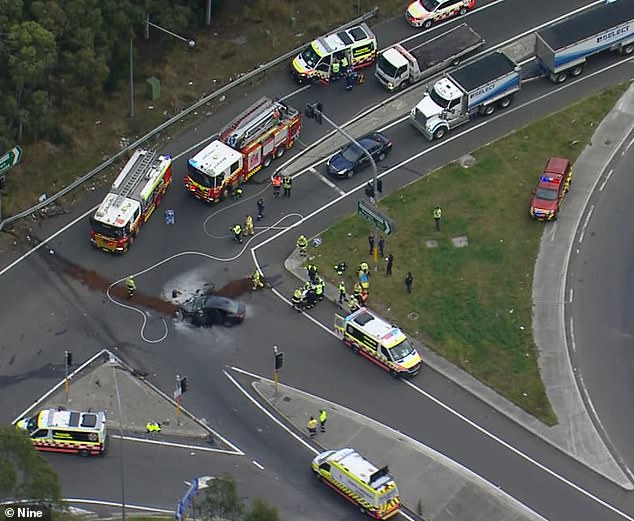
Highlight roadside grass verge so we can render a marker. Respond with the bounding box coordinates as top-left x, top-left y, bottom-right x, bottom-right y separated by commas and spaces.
0, 0, 404, 230
307, 83, 628, 425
